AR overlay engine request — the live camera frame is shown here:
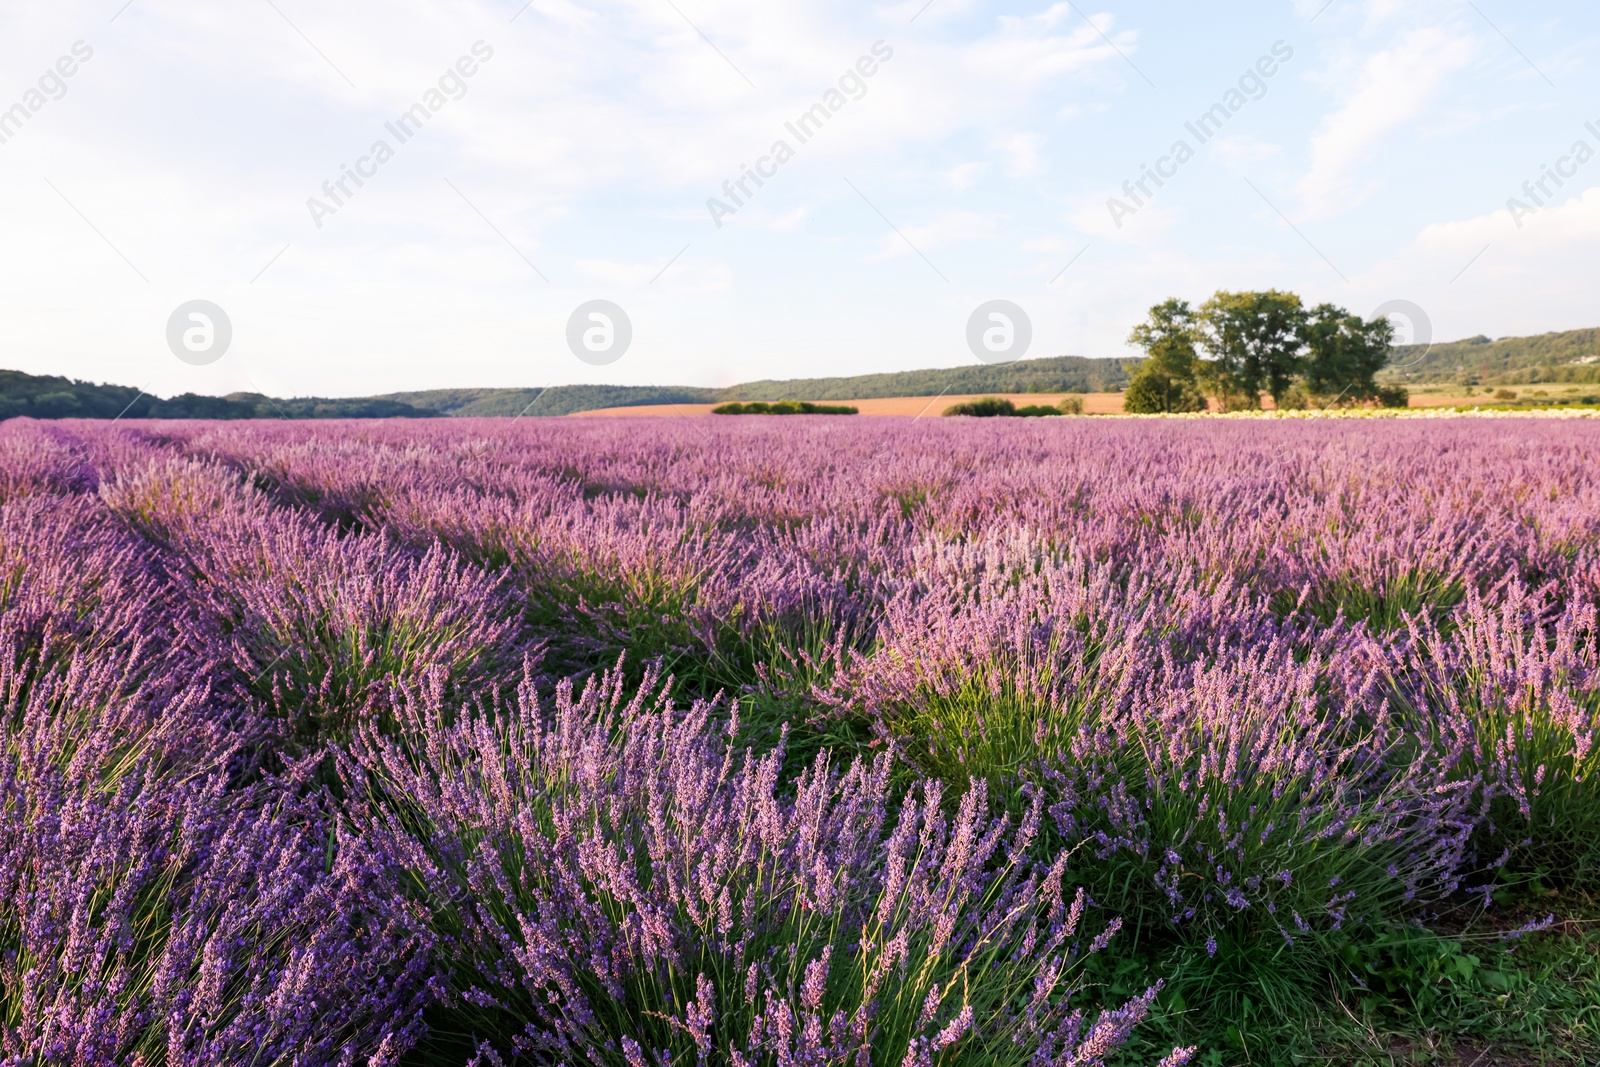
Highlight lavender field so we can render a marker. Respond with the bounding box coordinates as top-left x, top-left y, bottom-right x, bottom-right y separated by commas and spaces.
4, 414, 1599, 1065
